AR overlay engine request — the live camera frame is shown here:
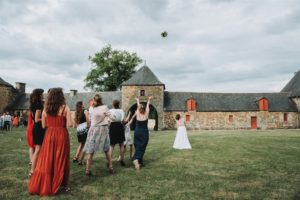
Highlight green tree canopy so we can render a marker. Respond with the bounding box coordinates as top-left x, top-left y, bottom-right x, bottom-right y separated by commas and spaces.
84, 45, 142, 91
